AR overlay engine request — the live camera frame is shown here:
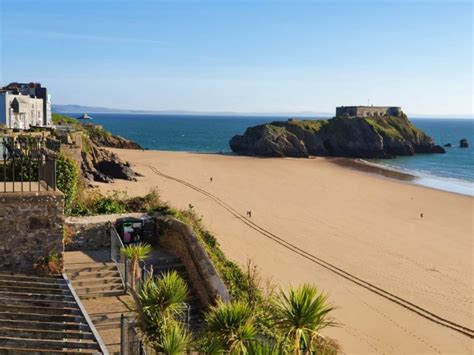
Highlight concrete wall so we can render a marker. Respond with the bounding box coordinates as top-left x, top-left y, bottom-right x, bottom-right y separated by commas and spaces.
0, 190, 64, 273
156, 215, 231, 307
